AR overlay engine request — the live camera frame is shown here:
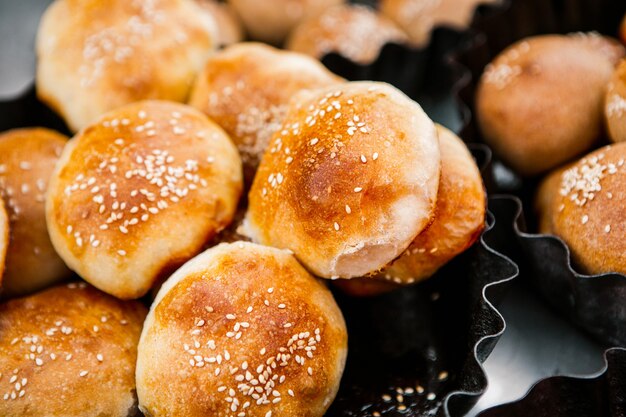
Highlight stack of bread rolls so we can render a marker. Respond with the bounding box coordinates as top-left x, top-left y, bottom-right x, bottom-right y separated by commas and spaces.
0, 0, 490, 416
